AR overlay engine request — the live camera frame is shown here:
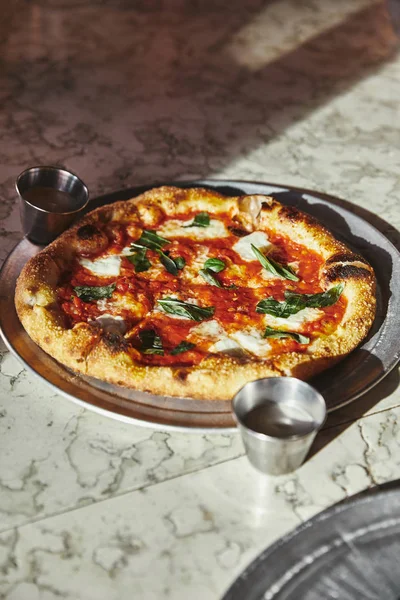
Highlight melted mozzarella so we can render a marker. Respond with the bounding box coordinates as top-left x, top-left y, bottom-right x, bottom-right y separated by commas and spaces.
97, 298, 111, 312
260, 269, 282, 282
229, 329, 271, 357
158, 218, 229, 240
208, 337, 242, 353
233, 231, 271, 261
190, 320, 231, 352
97, 294, 145, 320
190, 320, 225, 339
264, 307, 323, 331
190, 247, 210, 270
79, 255, 121, 276
191, 320, 271, 358
193, 321, 244, 355
93, 314, 126, 334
